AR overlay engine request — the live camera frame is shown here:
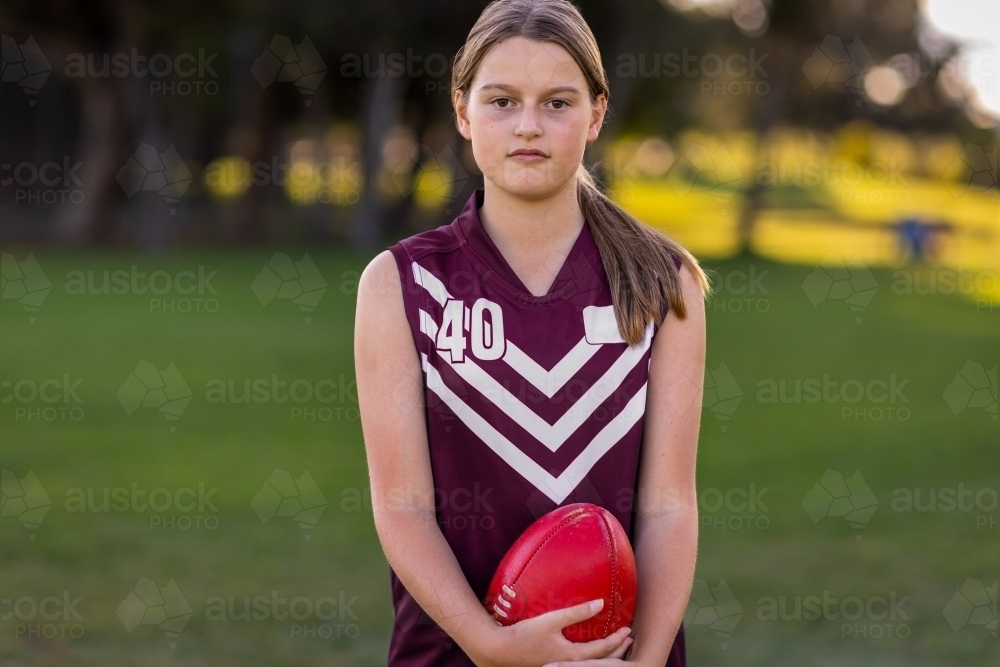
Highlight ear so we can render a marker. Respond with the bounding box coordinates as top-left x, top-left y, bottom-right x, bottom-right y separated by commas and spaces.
454, 89, 472, 141
586, 93, 607, 144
